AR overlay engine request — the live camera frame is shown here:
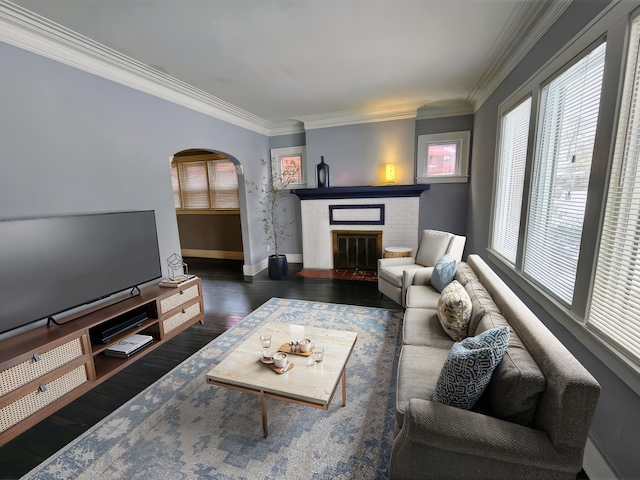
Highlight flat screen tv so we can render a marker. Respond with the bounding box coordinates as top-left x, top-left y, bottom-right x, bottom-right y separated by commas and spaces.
0, 210, 163, 335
